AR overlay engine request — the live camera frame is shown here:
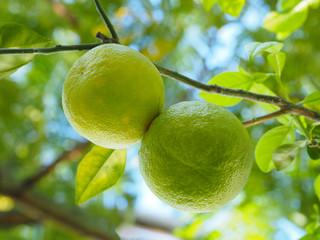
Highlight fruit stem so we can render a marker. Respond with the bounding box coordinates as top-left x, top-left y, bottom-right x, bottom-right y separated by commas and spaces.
93, 0, 119, 41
